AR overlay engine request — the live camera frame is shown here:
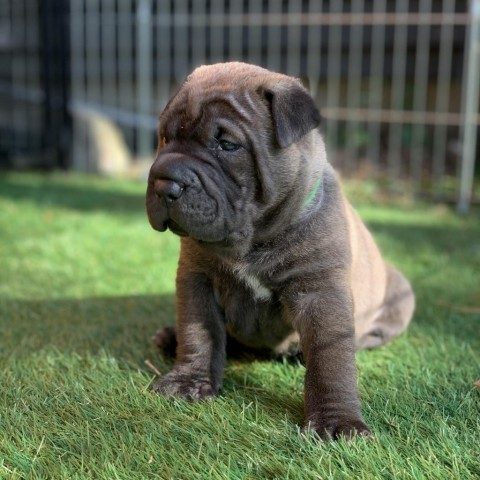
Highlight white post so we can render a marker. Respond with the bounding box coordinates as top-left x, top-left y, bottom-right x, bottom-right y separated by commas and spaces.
458, 0, 480, 213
